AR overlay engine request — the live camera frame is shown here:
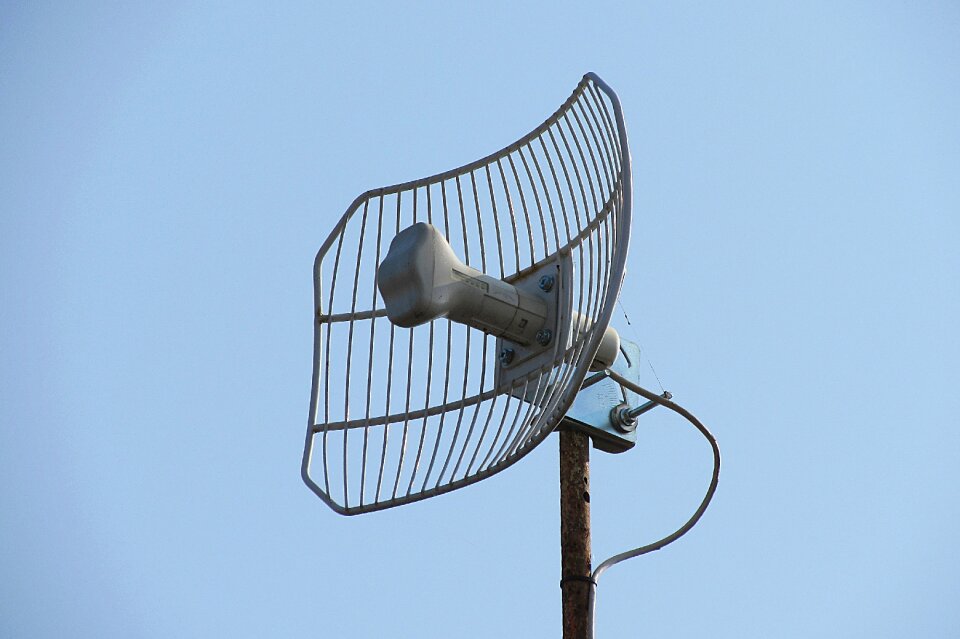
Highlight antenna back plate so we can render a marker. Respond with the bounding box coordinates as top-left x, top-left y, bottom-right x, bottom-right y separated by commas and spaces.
494, 257, 573, 395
